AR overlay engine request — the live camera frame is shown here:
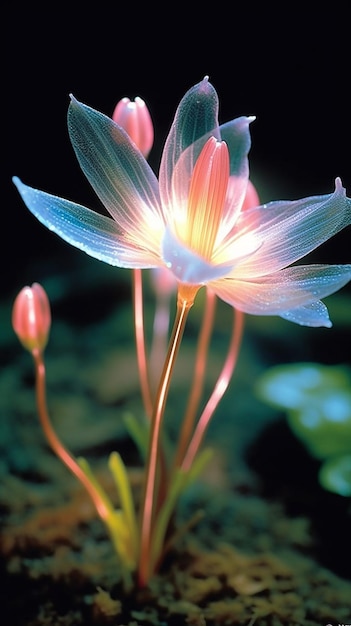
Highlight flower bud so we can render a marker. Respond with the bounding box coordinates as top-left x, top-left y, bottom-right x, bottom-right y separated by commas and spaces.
12, 283, 51, 352
151, 267, 177, 298
242, 179, 260, 211
112, 96, 154, 158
